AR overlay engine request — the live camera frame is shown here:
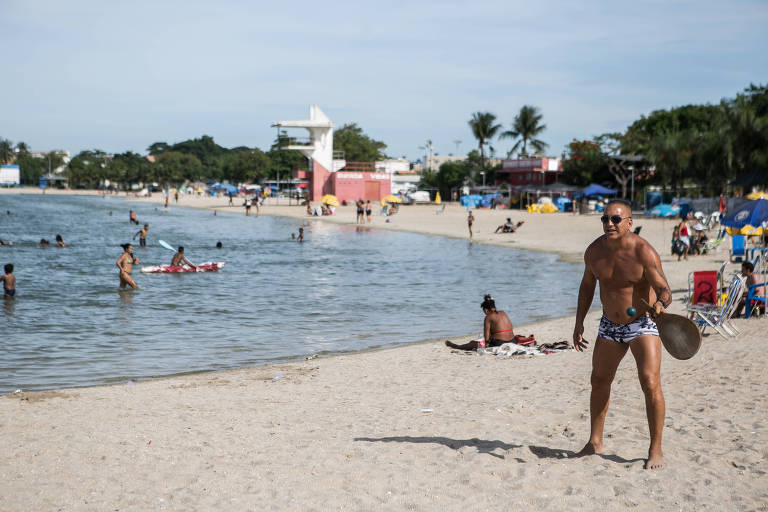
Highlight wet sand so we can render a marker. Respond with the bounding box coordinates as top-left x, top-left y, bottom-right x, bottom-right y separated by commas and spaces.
1, 190, 766, 510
